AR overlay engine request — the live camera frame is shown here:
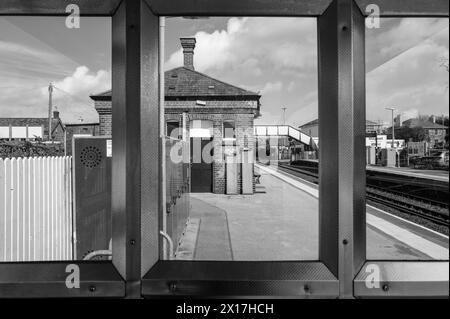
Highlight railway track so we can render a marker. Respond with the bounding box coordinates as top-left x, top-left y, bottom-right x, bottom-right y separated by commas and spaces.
276, 162, 449, 227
